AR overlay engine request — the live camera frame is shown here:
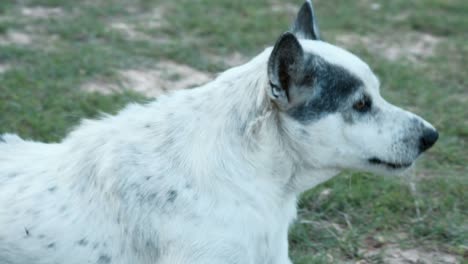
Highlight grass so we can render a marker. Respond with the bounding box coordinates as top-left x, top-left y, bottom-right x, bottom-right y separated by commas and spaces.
0, 0, 467, 262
